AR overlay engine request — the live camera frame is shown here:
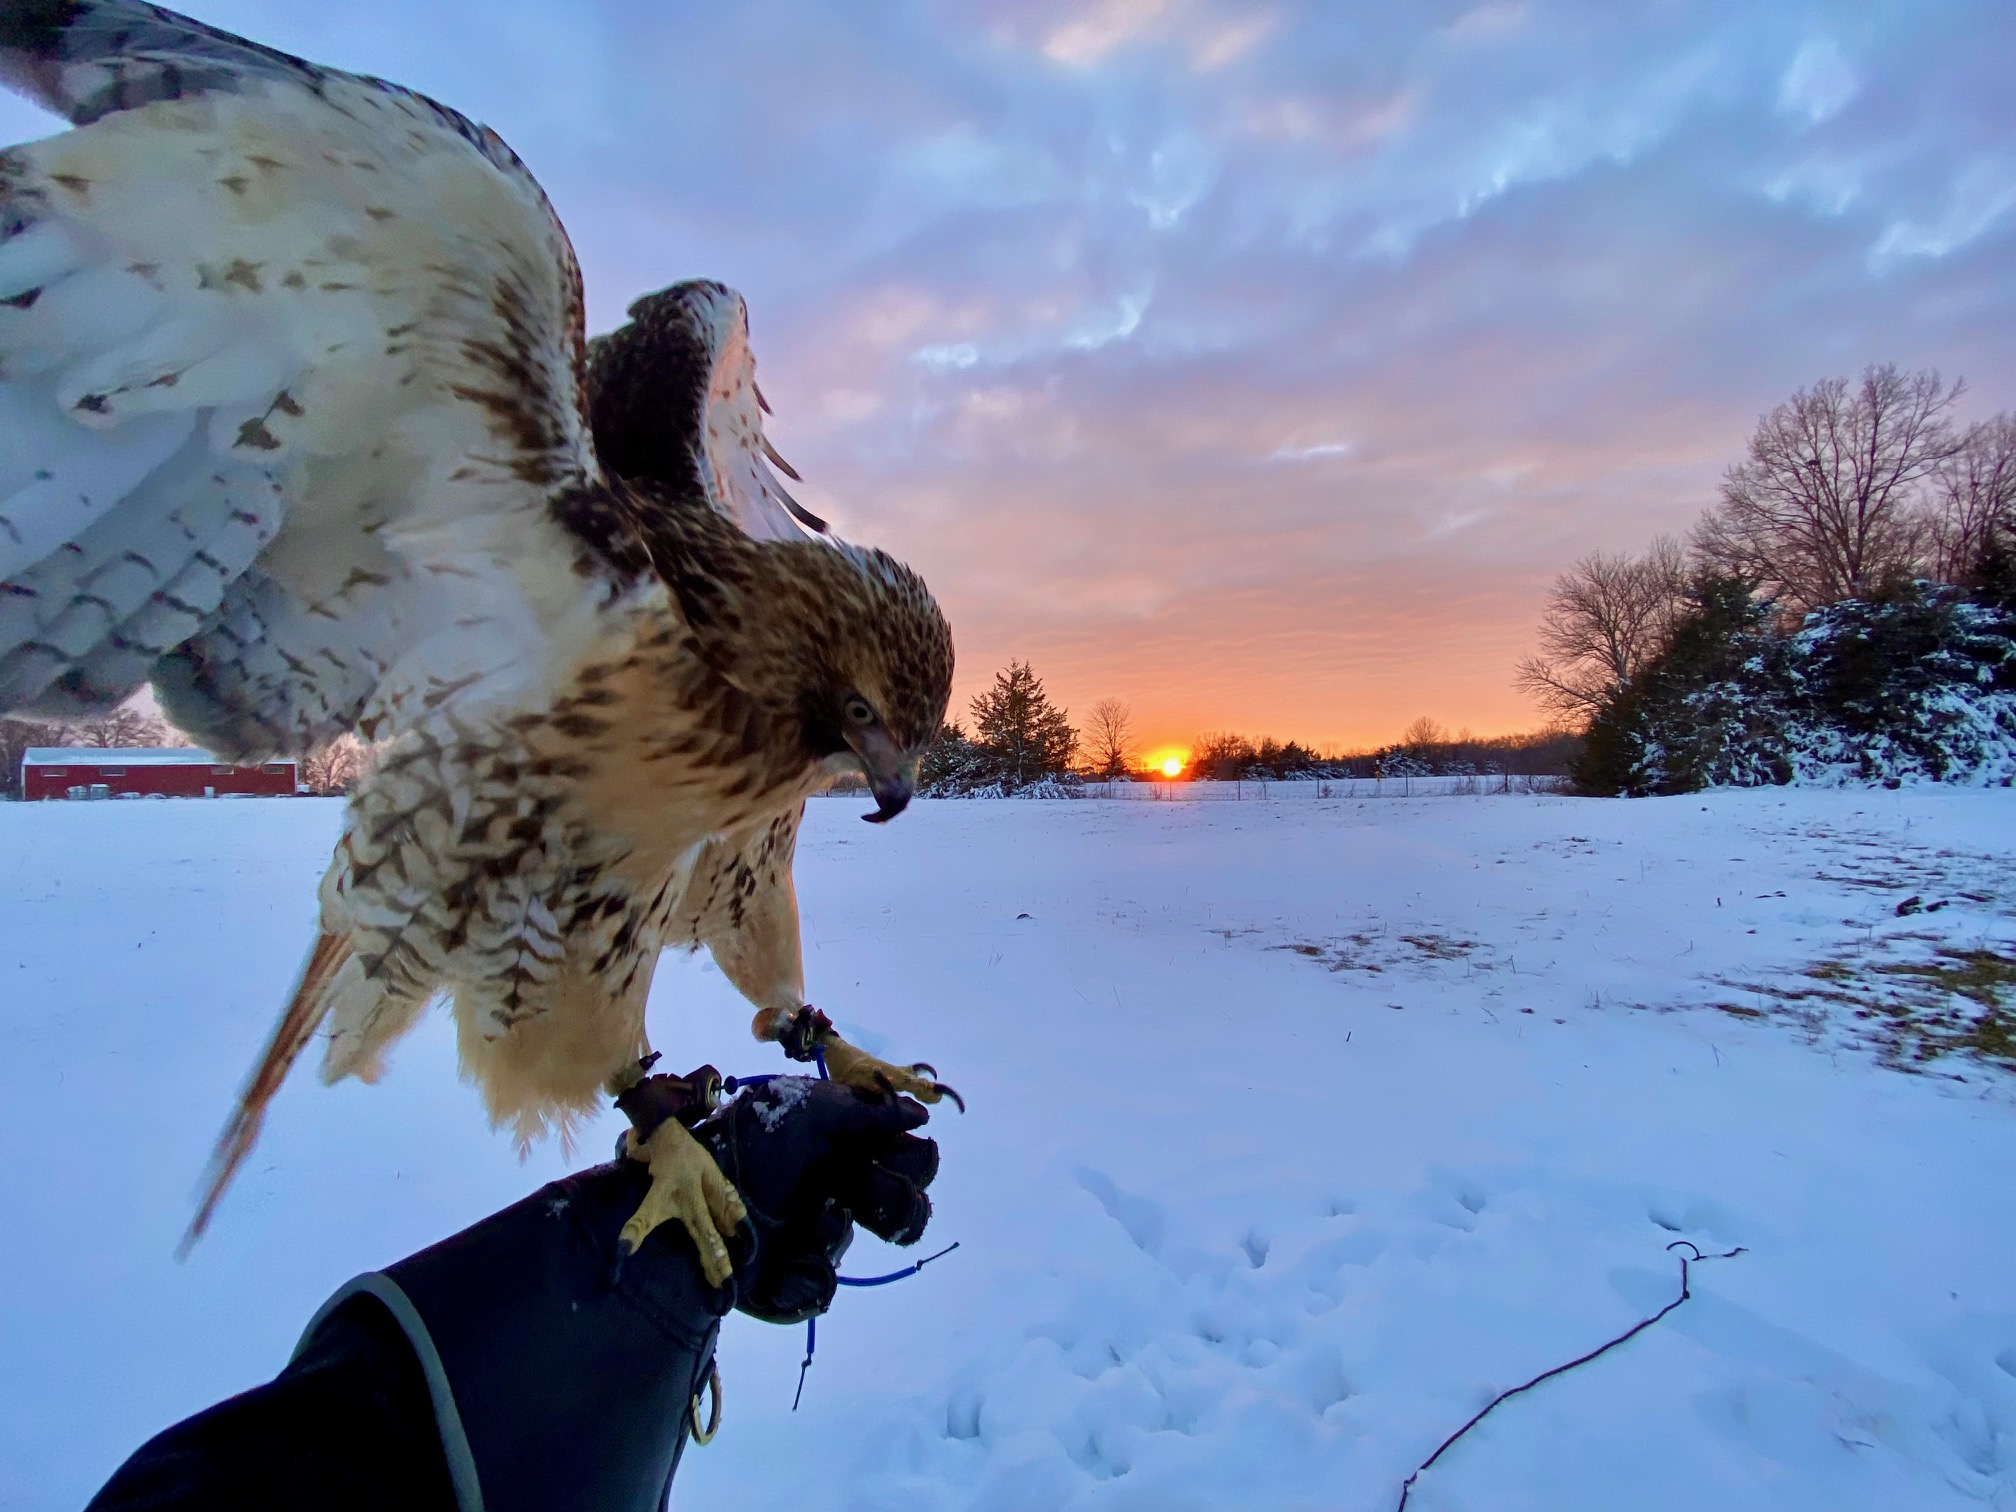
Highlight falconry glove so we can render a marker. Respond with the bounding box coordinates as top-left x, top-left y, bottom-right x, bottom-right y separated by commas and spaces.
87, 1080, 939, 1512
703, 1076, 938, 1324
